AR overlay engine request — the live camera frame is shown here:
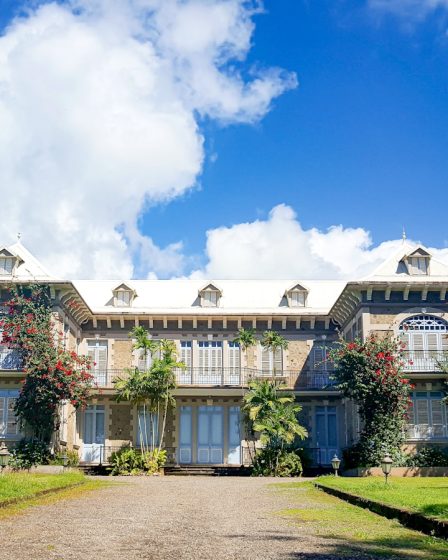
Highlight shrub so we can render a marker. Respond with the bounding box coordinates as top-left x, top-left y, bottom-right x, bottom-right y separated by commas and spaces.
252, 448, 303, 477
49, 450, 80, 467
406, 447, 448, 467
110, 446, 167, 475
9, 438, 50, 470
